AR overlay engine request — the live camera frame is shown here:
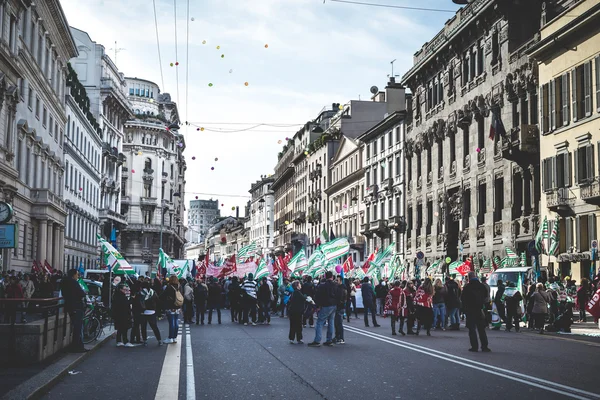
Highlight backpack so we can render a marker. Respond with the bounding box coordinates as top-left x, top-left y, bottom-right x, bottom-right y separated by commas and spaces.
174, 287, 184, 308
